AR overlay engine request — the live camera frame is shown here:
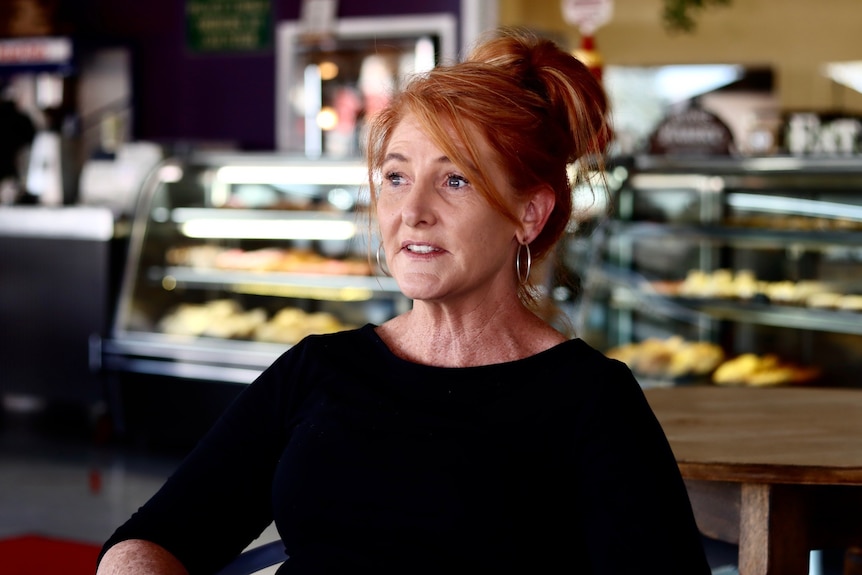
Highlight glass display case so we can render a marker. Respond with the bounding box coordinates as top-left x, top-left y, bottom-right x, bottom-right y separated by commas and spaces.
580, 156, 862, 388
275, 14, 457, 156
103, 153, 409, 386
